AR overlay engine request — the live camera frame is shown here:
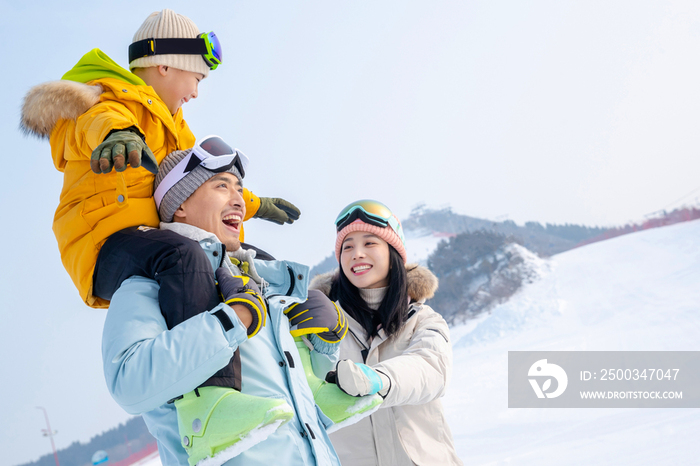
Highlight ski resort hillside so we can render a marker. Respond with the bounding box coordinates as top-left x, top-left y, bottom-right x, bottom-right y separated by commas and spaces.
443, 219, 700, 465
